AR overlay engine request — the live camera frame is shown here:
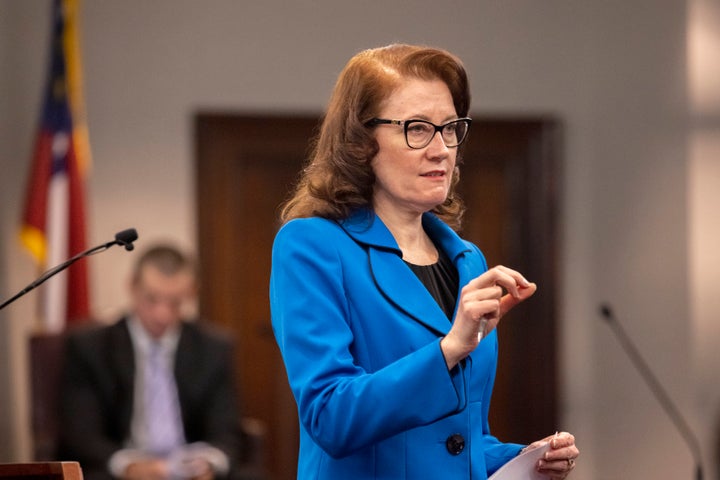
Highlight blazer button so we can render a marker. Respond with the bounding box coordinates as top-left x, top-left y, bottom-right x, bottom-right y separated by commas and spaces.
446, 433, 465, 455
